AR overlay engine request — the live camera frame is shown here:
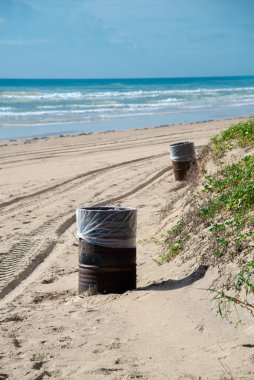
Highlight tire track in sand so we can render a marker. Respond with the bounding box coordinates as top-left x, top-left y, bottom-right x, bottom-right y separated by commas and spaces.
0, 165, 172, 300
0, 153, 166, 210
